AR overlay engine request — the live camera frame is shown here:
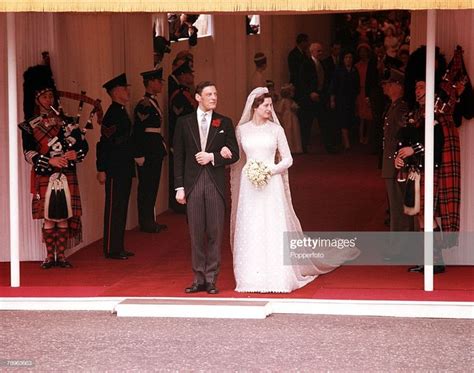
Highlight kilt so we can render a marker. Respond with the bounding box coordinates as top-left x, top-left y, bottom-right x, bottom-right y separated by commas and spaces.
32, 168, 83, 239
417, 115, 460, 234
437, 115, 461, 232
